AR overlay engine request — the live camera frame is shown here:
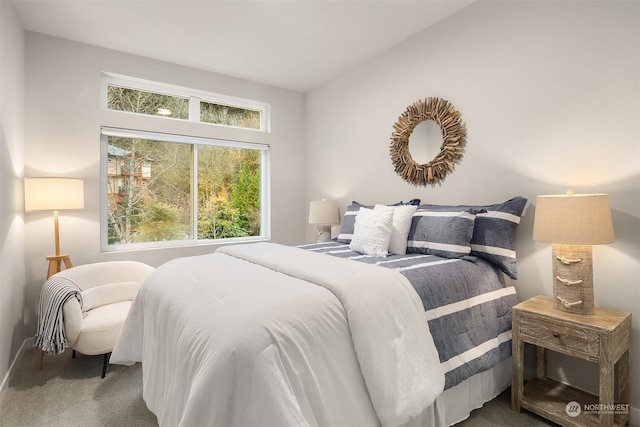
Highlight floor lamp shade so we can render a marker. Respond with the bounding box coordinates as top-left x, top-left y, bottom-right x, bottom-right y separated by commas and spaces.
24, 178, 85, 278
532, 193, 614, 314
309, 200, 339, 242
24, 178, 85, 212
